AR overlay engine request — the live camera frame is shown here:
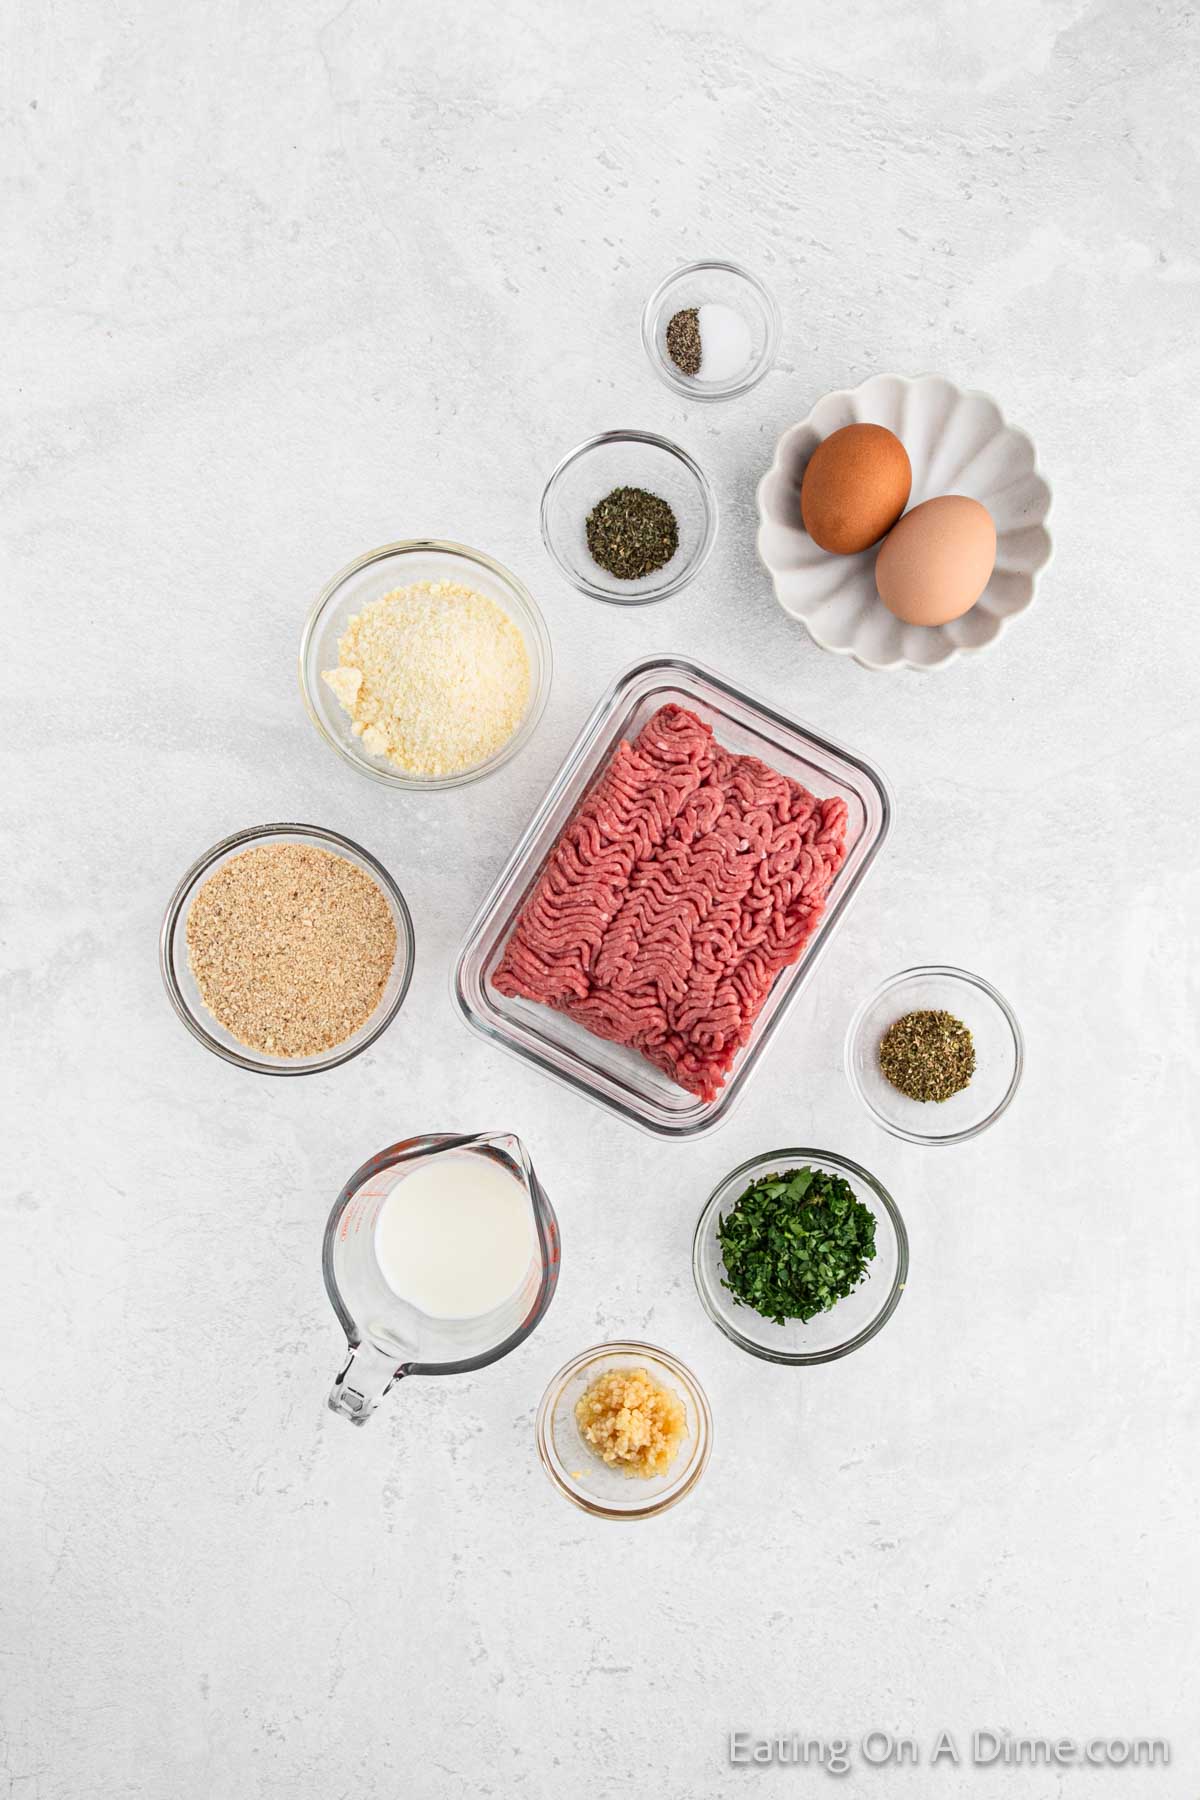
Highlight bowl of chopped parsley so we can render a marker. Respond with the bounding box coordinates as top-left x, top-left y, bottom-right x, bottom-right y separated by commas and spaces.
692, 1150, 908, 1365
